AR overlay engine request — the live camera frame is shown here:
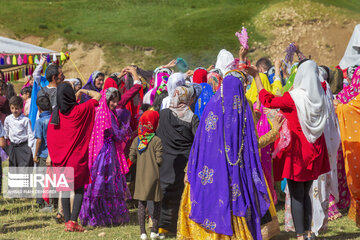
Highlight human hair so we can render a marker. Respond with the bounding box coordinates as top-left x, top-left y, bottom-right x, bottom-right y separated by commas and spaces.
255, 57, 272, 72
152, 90, 168, 112
7, 83, 16, 99
46, 64, 61, 82
21, 86, 32, 96
36, 95, 52, 112
9, 96, 23, 108
141, 104, 151, 112
106, 89, 121, 106
0, 80, 7, 96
